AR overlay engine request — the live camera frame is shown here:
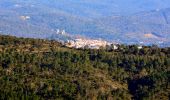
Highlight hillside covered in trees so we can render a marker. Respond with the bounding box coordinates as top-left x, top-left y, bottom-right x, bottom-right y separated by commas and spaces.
0, 35, 169, 100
